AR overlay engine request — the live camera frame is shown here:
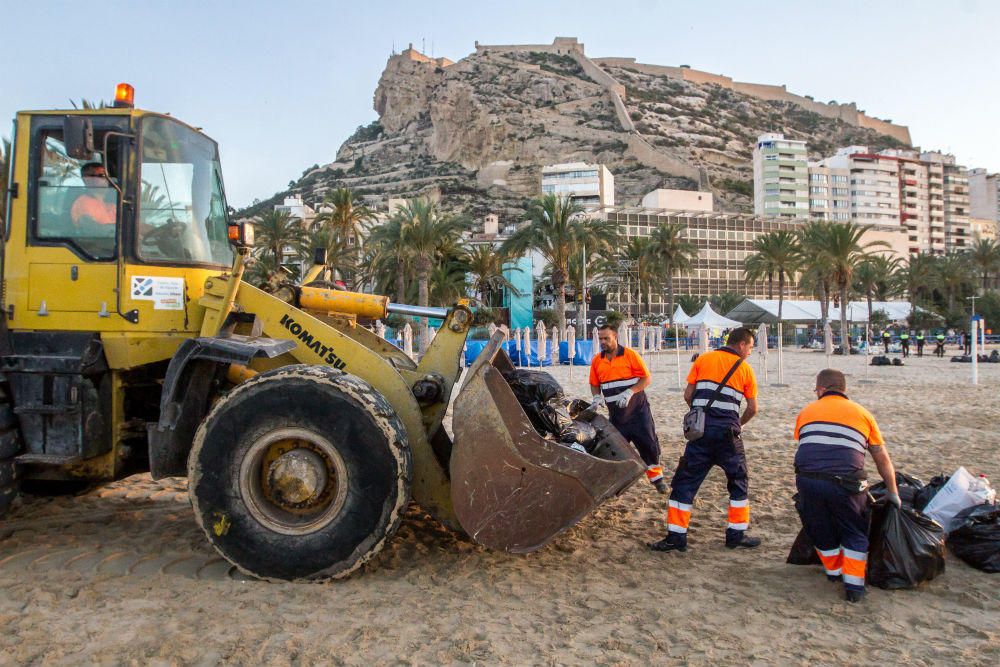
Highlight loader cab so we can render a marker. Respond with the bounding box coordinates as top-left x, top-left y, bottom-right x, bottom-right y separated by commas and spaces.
3, 99, 233, 338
